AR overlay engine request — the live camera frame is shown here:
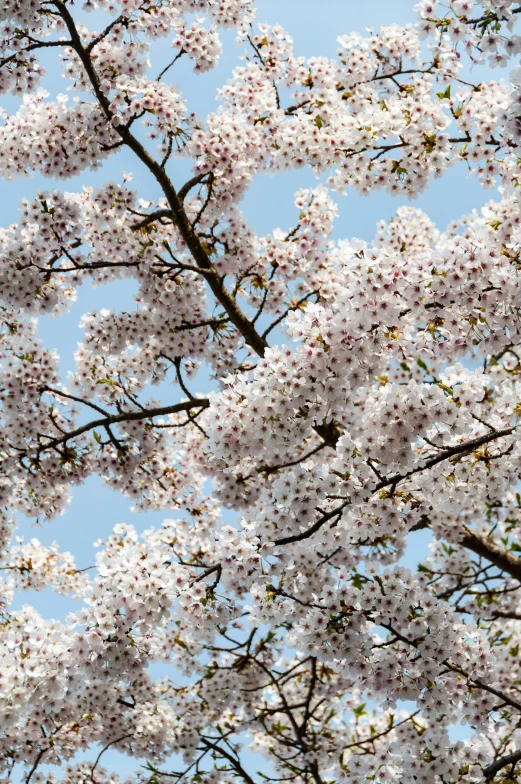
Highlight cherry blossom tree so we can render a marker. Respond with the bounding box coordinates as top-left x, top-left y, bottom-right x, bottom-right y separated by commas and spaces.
3, 0, 521, 780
